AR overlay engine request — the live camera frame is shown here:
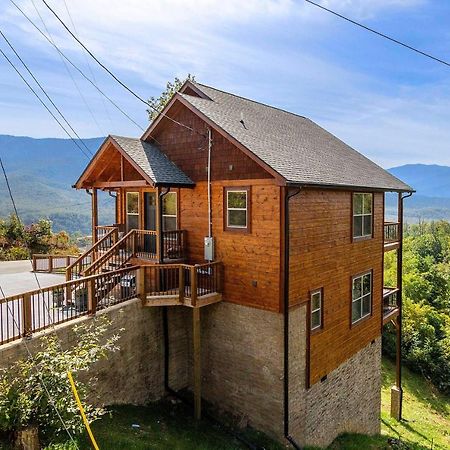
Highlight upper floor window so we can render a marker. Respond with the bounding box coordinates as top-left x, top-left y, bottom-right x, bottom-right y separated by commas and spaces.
225, 187, 250, 232
352, 271, 372, 324
162, 192, 177, 231
353, 193, 373, 239
311, 289, 323, 331
126, 192, 139, 231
